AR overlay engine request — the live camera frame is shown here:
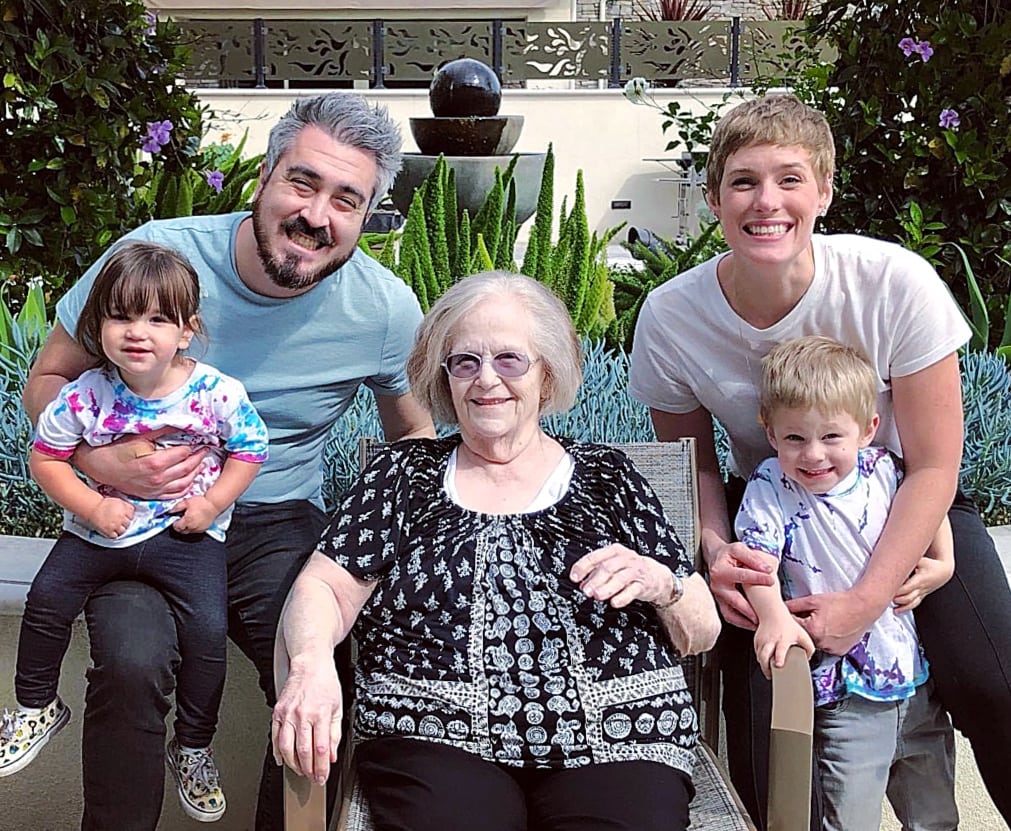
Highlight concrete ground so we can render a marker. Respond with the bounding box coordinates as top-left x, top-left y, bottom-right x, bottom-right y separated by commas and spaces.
880, 526, 1011, 831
